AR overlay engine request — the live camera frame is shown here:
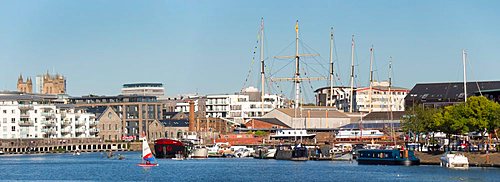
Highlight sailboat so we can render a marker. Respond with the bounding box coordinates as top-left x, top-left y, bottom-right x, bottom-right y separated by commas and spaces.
137, 137, 159, 167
